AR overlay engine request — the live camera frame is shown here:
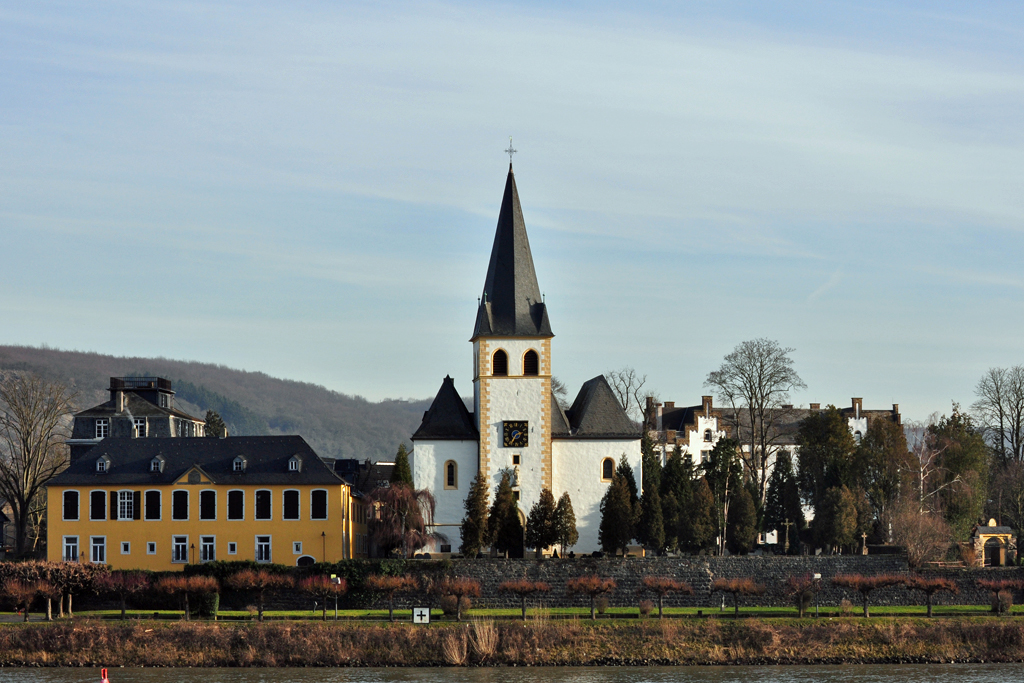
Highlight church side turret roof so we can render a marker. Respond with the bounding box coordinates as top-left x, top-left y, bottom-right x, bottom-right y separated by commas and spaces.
472, 165, 553, 339
412, 376, 478, 441
562, 375, 639, 439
